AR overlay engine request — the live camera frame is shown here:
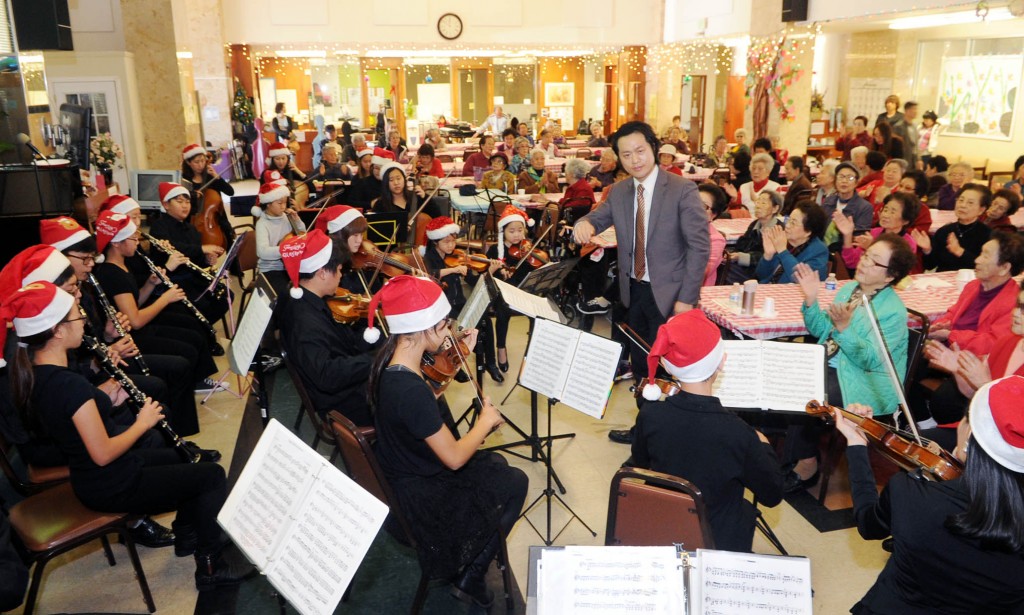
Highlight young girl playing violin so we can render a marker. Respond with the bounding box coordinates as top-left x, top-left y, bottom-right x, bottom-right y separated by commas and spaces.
363, 275, 527, 608
265, 142, 309, 209
422, 216, 504, 383
317, 205, 373, 295
487, 208, 540, 372
253, 182, 305, 298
